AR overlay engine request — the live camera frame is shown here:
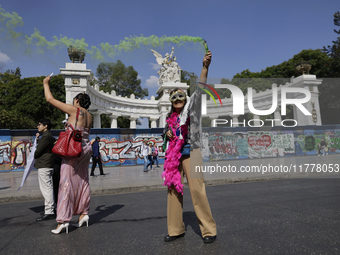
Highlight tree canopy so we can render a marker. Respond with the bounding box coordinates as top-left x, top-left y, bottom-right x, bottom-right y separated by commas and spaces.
94, 60, 147, 128
218, 11, 340, 125
95, 60, 148, 98
0, 70, 66, 129
323, 11, 340, 78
